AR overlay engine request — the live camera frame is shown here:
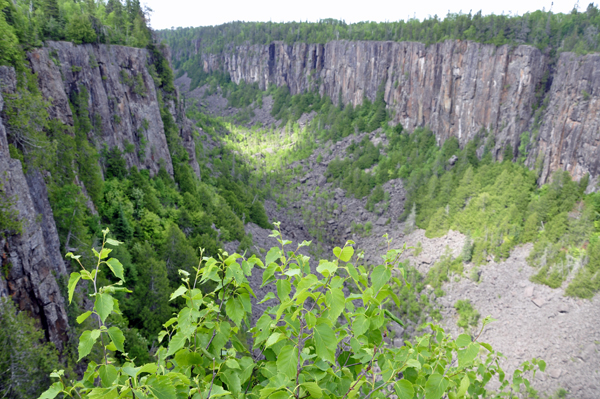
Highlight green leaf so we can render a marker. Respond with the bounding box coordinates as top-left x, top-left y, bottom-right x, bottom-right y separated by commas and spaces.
301, 382, 323, 398
371, 265, 391, 293
225, 358, 240, 369
99, 364, 118, 387
325, 288, 345, 321
394, 380, 414, 399
316, 261, 337, 277
267, 390, 291, 399
384, 309, 404, 327
87, 387, 119, 399
105, 238, 122, 246
276, 279, 292, 302
76, 311, 92, 324
405, 359, 421, 370
106, 258, 125, 281
346, 263, 360, 282
241, 260, 252, 275
147, 376, 177, 399
224, 253, 242, 266
38, 381, 63, 399
314, 321, 336, 363
262, 263, 278, 287
205, 385, 230, 398
137, 363, 158, 375
455, 334, 472, 348
265, 332, 285, 348
107, 326, 125, 352
67, 272, 81, 304
78, 329, 101, 360
333, 246, 354, 262
226, 296, 245, 326
265, 247, 282, 265
253, 314, 273, 346
221, 370, 242, 395
170, 285, 188, 301
352, 314, 369, 337
277, 345, 298, 379
239, 356, 255, 383
458, 343, 480, 367
457, 375, 470, 397
425, 373, 449, 399
259, 292, 276, 304
167, 332, 188, 356
100, 247, 112, 259
226, 262, 245, 284
94, 293, 114, 323
305, 311, 316, 329
538, 359, 547, 372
